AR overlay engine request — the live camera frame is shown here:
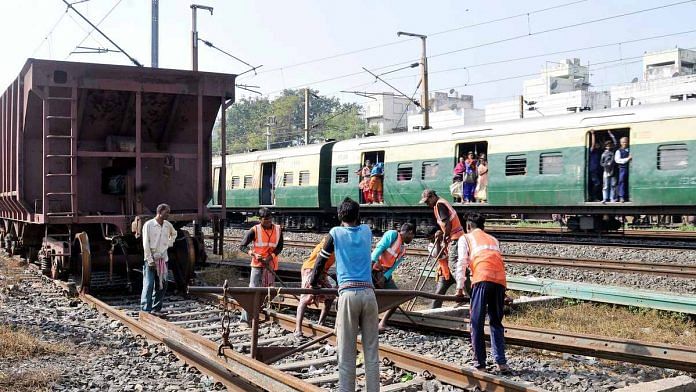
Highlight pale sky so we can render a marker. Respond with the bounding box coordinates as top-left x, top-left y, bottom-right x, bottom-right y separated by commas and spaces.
1, 0, 695, 108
